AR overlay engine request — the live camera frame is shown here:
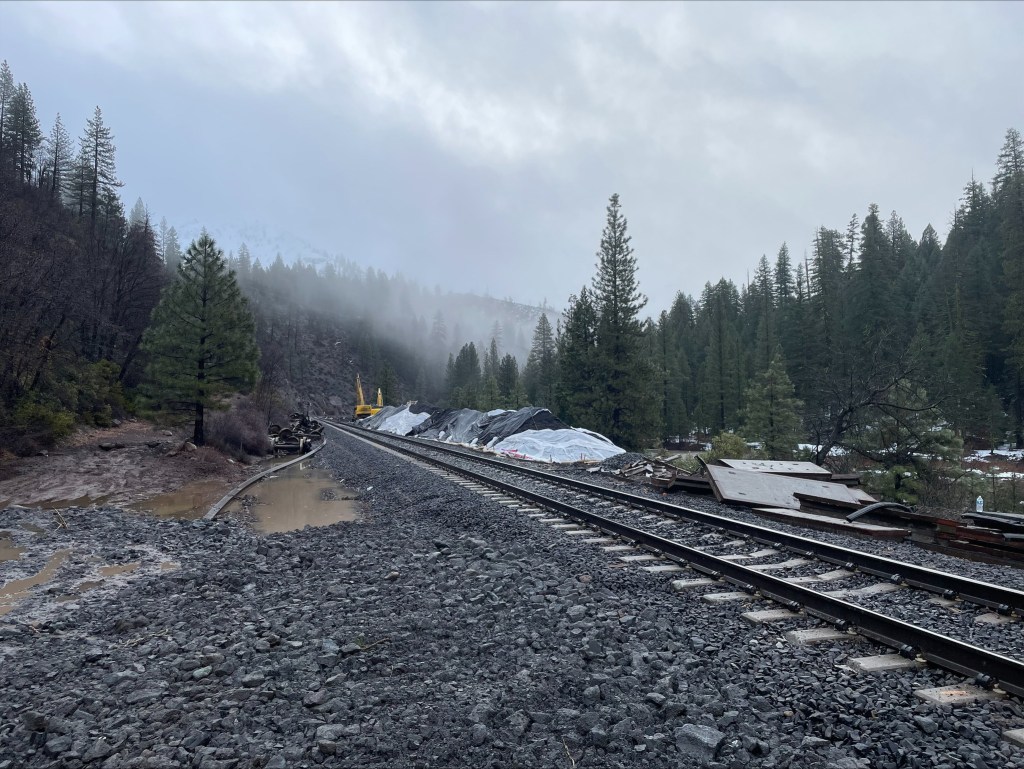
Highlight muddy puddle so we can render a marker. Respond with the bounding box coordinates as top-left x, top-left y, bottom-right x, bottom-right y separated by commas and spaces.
224, 462, 360, 533
38, 494, 113, 510
55, 562, 142, 603
129, 479, 232, 520
0, 532, 24, 563
0, 548, 71, 617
